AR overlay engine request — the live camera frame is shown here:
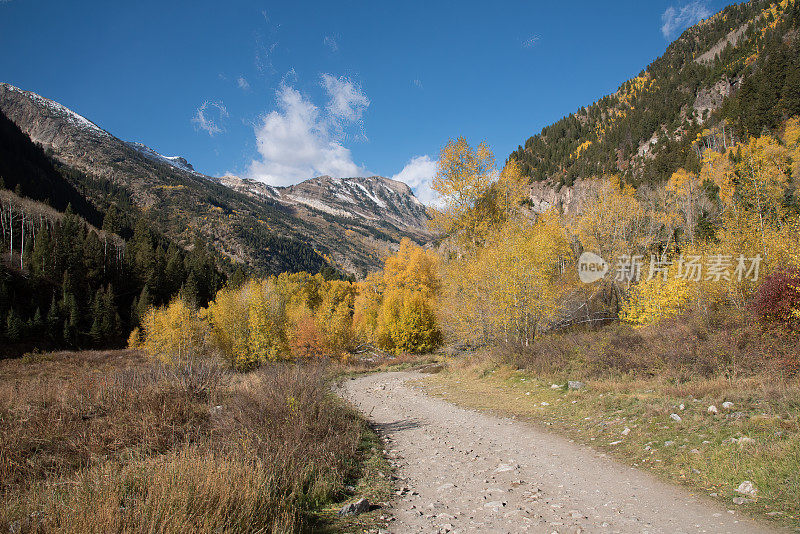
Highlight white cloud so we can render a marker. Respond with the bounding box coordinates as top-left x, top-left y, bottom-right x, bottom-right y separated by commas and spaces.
237, 76, 250, 90
324, 35, 339, 52
661, 1, 711, 39
192, 100, 228, 136
255, 39, 278, 73
321, 74, 370, 123
522, 35, 540, 48
248, 80, 369, 187
392, 155, 441, 207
